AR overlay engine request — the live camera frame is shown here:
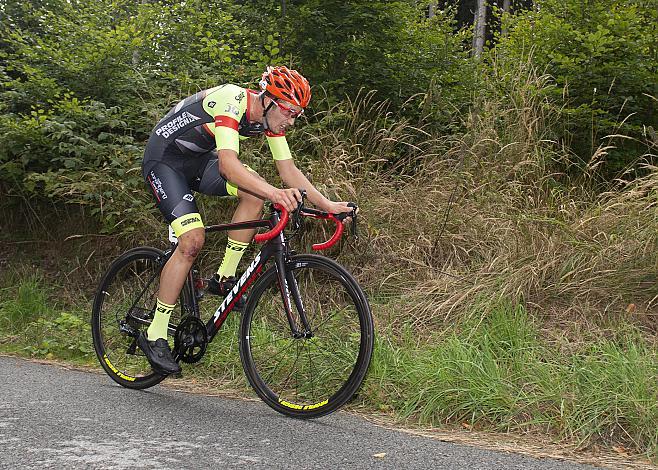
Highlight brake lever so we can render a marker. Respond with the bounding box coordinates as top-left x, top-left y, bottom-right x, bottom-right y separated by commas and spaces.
347, 202, 358, 239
